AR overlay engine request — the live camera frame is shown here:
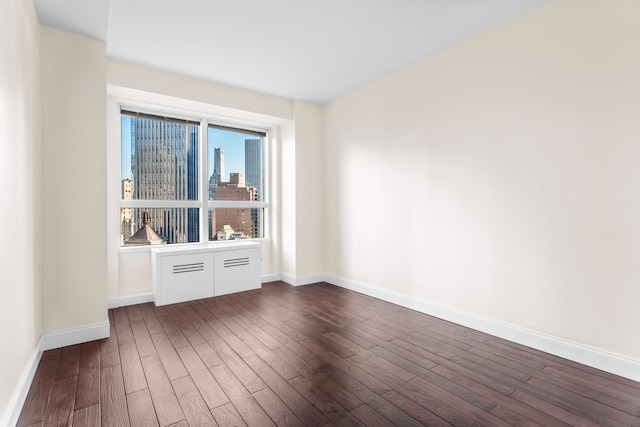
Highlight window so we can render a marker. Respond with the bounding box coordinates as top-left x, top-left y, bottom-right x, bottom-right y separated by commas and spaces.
120, 108, 268, 246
